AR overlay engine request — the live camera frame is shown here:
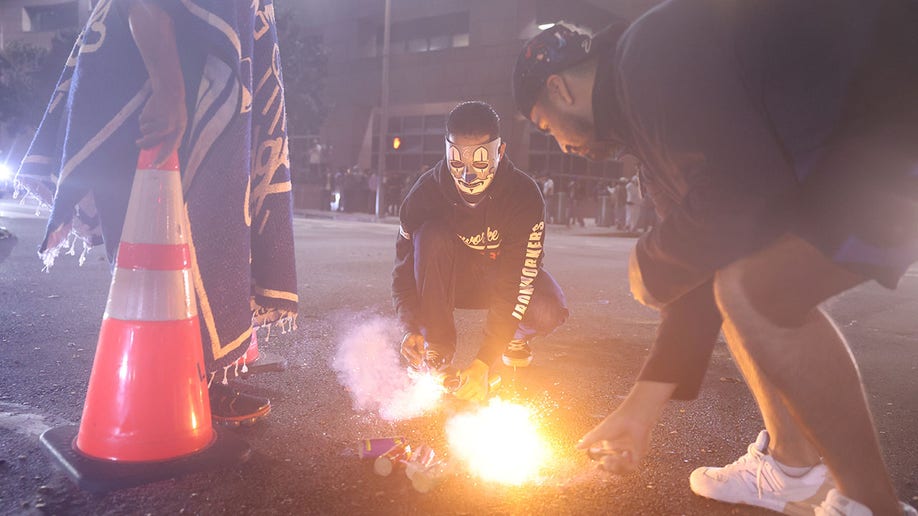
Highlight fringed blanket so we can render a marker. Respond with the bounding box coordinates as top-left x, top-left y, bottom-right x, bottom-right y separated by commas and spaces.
15, 0, 298, 380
